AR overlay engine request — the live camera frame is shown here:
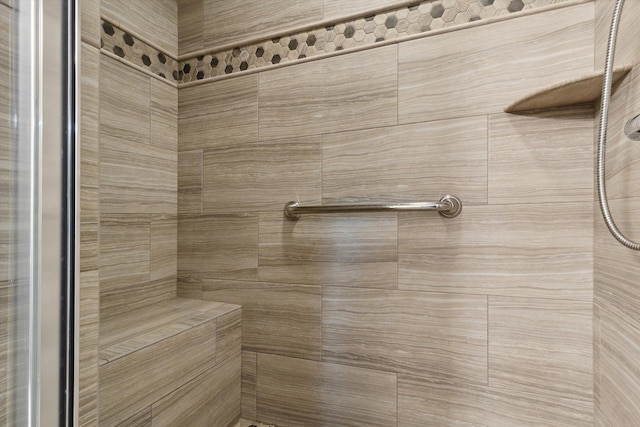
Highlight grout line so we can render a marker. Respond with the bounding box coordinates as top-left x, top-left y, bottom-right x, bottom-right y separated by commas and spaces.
486, 295, 490, 386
